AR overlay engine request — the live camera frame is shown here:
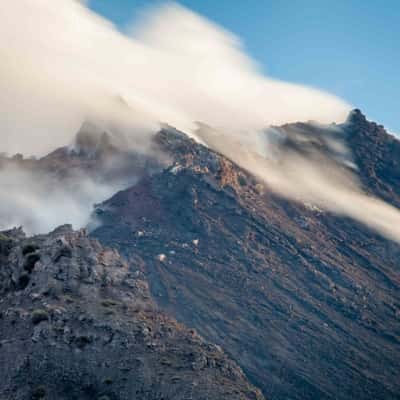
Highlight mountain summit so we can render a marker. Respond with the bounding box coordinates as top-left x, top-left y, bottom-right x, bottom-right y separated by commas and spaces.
1, 111, 400, 400
93, 112, 400, 400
